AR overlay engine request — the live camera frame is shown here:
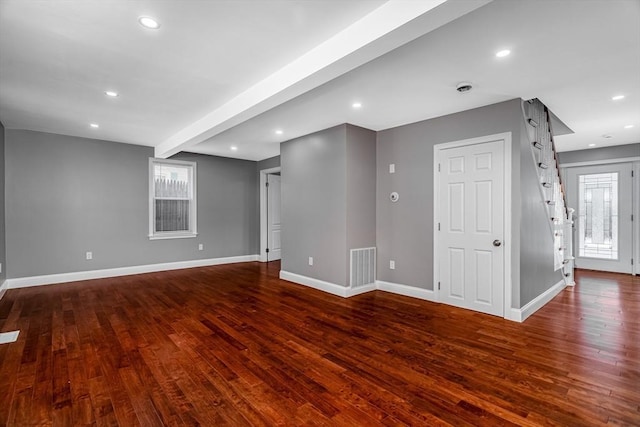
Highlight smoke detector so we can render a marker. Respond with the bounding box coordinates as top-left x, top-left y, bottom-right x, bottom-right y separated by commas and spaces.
456, 82, 473, 93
